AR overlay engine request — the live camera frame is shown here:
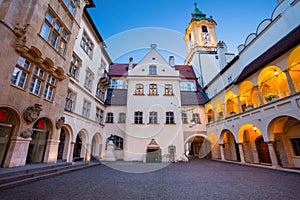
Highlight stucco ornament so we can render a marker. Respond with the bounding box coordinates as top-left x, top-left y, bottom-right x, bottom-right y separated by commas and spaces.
14, 23, 29, 50
23, 104, 43, 123
56, 117, 65, 129
21, 128, 33, 139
